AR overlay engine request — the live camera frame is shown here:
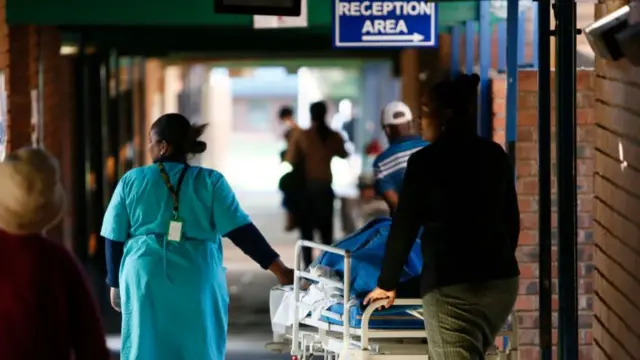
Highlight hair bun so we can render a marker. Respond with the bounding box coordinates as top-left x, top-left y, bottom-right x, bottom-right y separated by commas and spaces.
189, 140, 207, 155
